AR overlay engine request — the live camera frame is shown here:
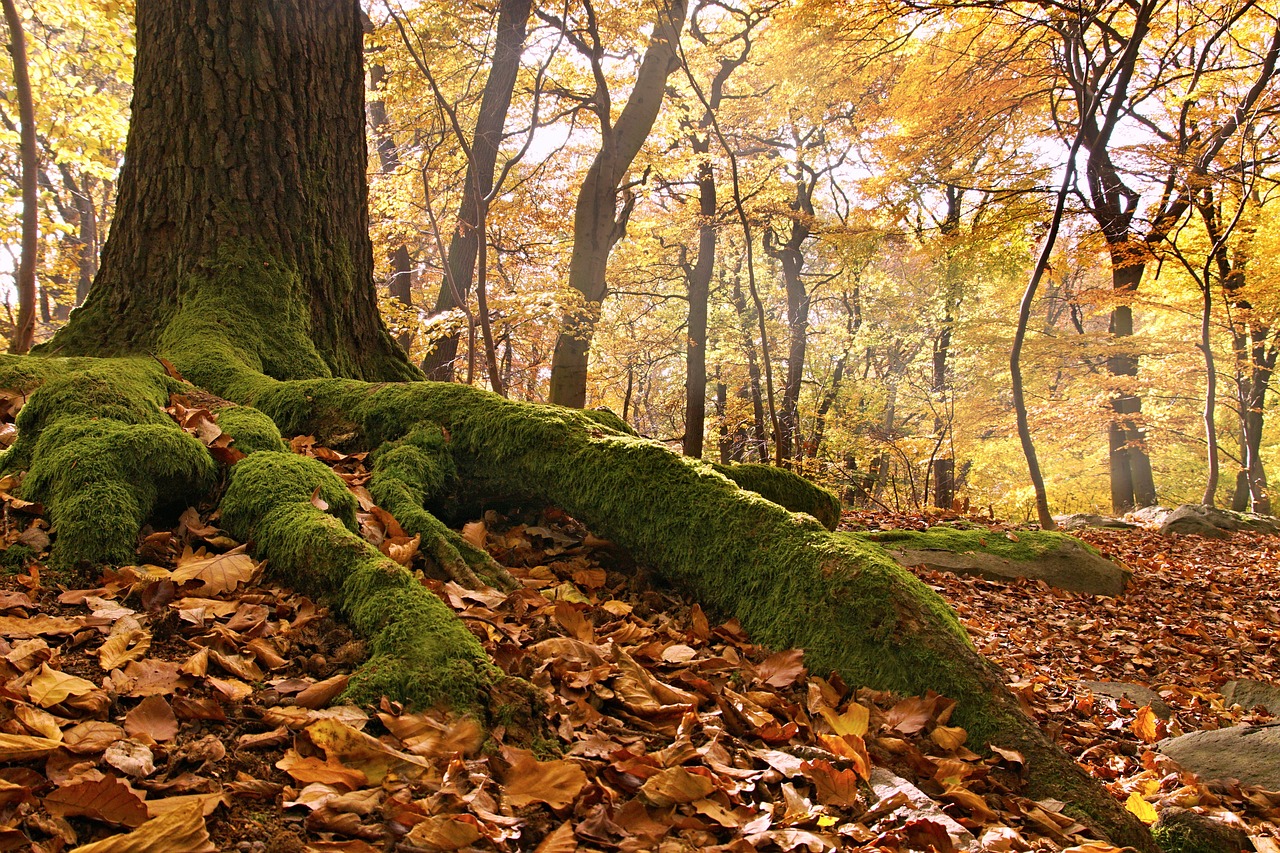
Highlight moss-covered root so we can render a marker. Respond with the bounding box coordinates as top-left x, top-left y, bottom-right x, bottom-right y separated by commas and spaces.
369, 427, 516, 591
710, 461, 841, 530
218, 451, 506, 712
0, 357, 217, 567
